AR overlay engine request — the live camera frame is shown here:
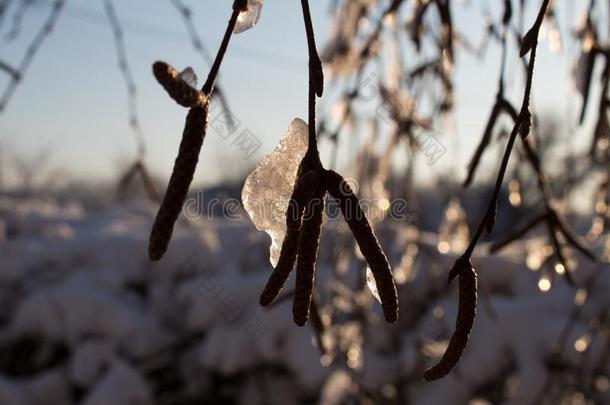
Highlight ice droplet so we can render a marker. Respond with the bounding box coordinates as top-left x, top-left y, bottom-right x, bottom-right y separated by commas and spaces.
366, 267, 381, 303
241, 118, 308, 266
234, 0, 264, 34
